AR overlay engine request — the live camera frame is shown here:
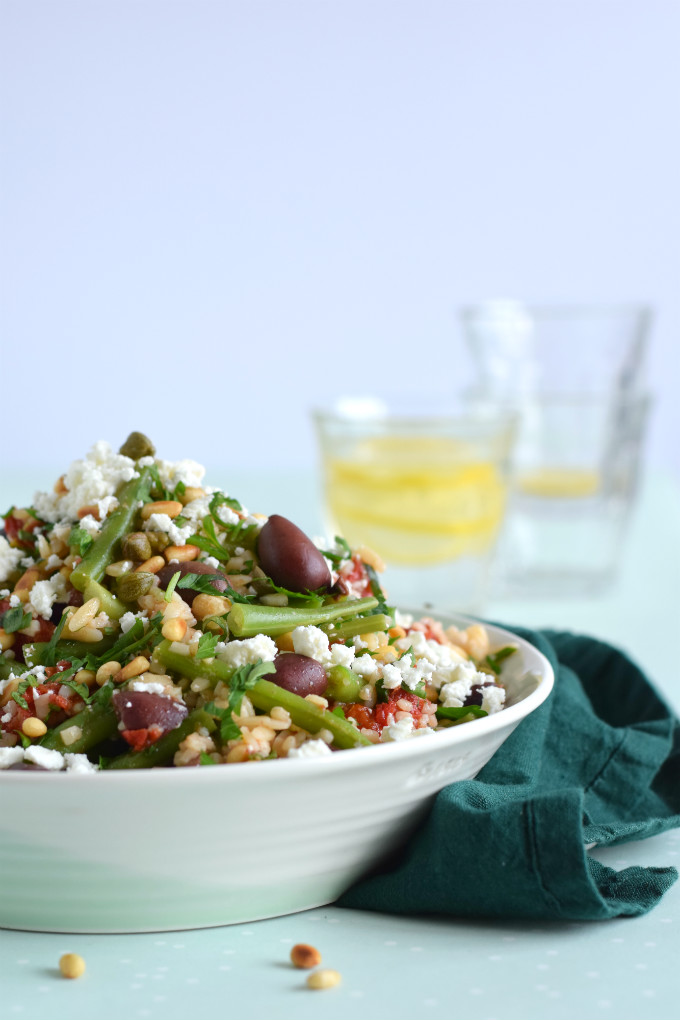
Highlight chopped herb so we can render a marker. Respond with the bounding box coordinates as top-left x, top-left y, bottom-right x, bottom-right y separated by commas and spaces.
331, 705, 346, 719
195, 632, 219, 660
164, 570, 181, 602
264, 581, 325, 608
204, 659, 276, 741
69, 525, 94, 558
199, 752, 216, 765
187, 517, 228, 563
209, 492, 242, 521
1, 606, 33, 634
41, 612, 69, 667
173, 515, 188, 527
364, 563, 394, 618
484, 646, 517, 674
174, 481, 186, 500
321, 536, 352, 569
19, 733, 31, 748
